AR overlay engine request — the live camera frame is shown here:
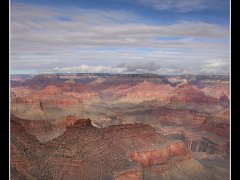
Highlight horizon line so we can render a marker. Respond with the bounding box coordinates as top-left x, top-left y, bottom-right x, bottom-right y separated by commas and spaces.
10, 72, 230, 76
